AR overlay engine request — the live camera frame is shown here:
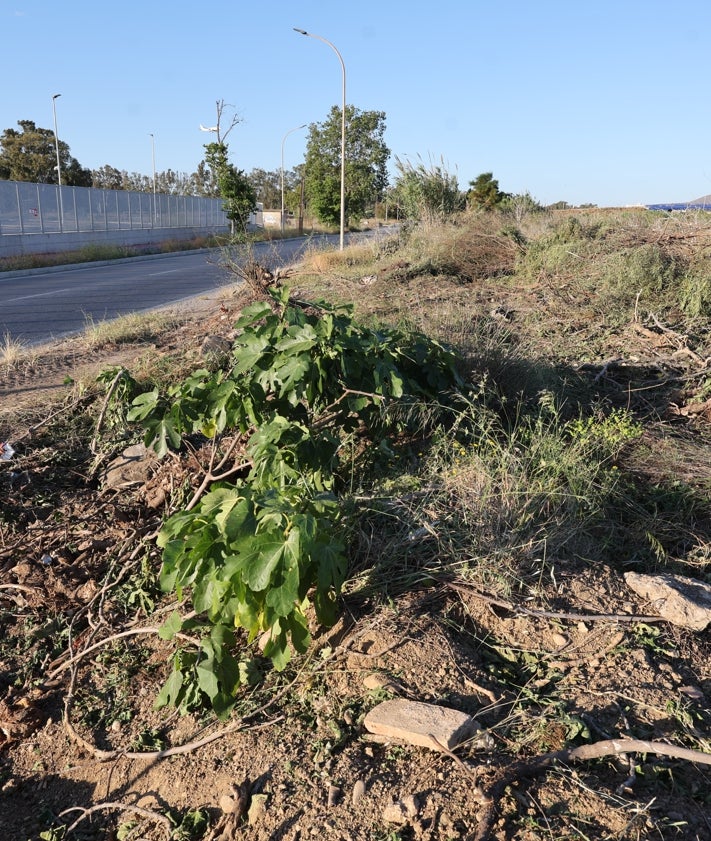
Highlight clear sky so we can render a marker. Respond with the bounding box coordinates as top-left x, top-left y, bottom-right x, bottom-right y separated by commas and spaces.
3, 0, 710, 207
